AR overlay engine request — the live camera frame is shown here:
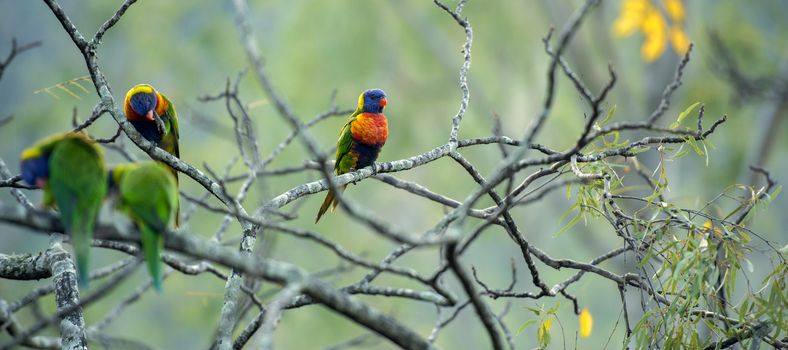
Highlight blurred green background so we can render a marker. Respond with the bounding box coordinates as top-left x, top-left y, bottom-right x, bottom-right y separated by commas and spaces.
1, 1, 786, 348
